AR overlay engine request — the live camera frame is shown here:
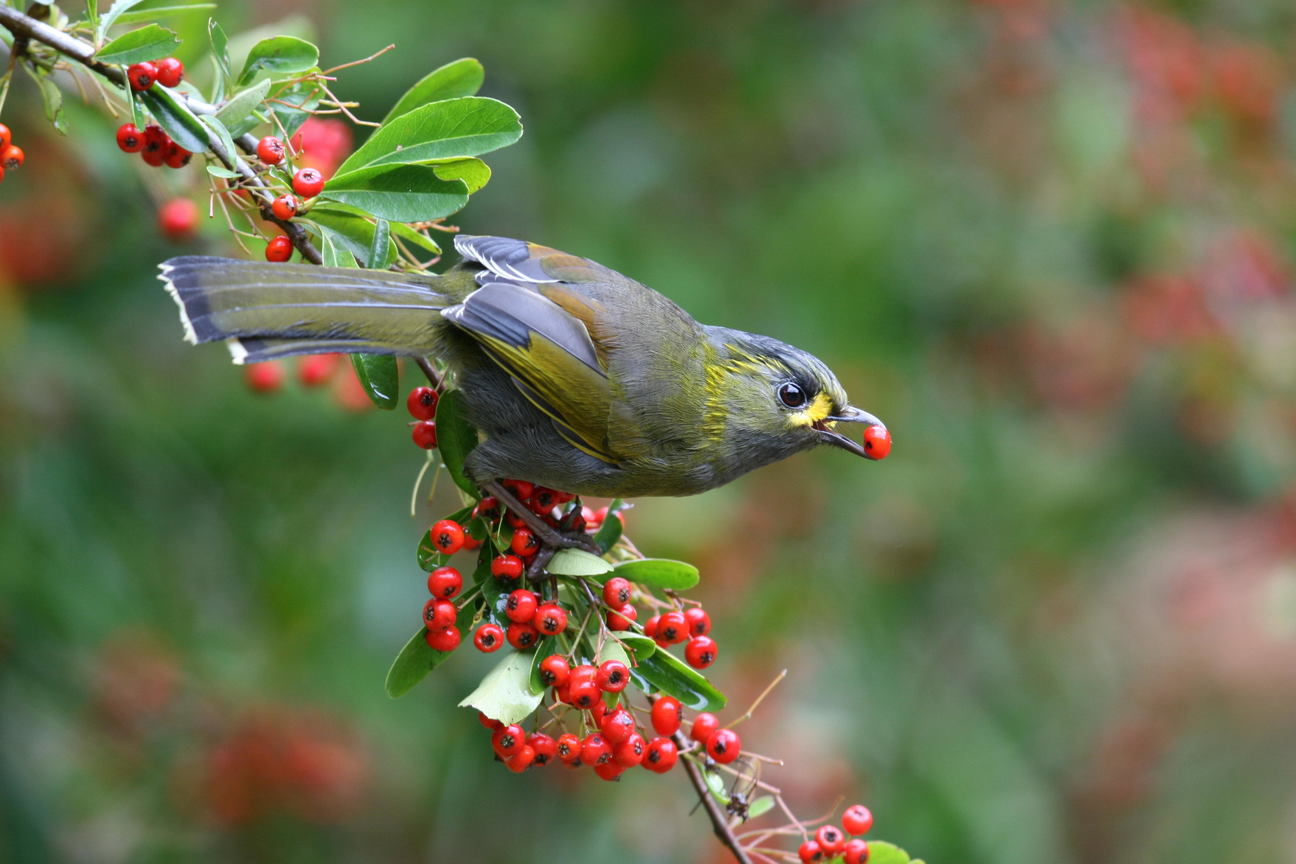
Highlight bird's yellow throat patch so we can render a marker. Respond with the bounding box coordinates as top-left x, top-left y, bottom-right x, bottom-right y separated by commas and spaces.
788, 391, 834, 428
